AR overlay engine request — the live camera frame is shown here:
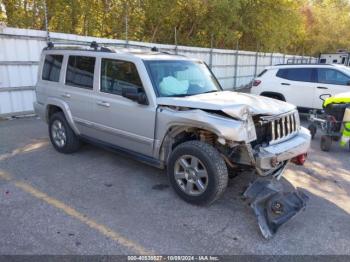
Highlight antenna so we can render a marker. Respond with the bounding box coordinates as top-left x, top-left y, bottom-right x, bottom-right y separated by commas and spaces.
43, 0, 50, 43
